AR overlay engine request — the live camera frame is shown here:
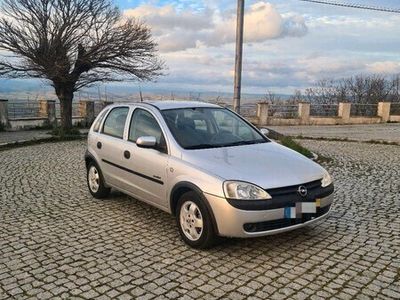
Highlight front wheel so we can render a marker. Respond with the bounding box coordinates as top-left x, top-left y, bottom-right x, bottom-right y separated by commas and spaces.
87, 162, 110, 199
176, 191, 217, 249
